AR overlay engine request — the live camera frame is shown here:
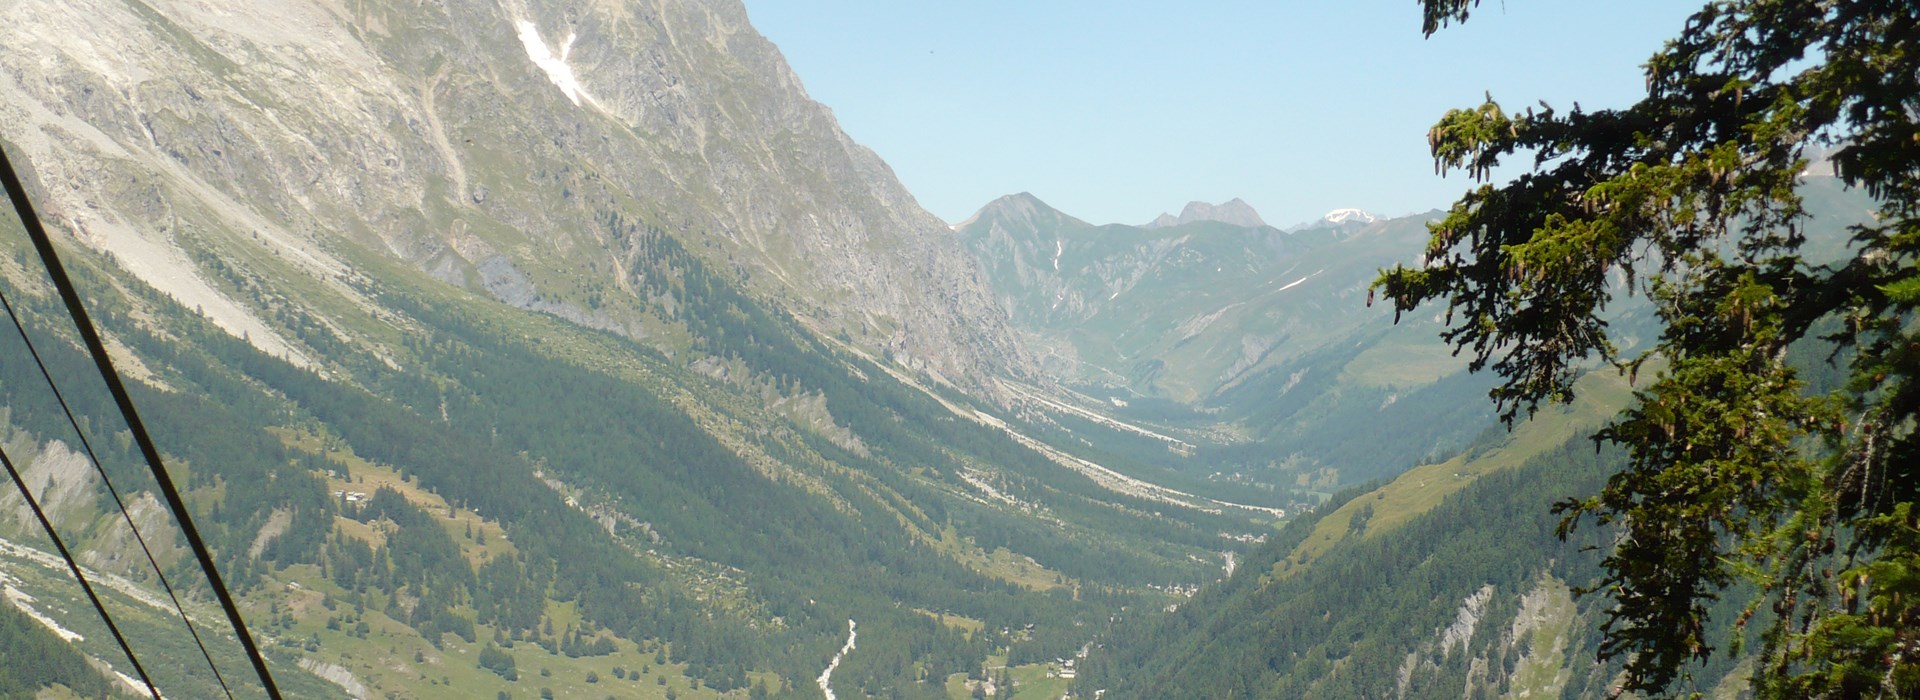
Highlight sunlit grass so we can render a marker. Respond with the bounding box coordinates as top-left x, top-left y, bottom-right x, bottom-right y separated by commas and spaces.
1275, 369, 1636, 578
